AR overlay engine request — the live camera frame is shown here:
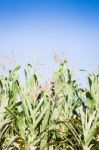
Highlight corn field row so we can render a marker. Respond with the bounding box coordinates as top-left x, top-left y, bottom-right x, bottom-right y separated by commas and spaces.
0, 60, 99, 150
